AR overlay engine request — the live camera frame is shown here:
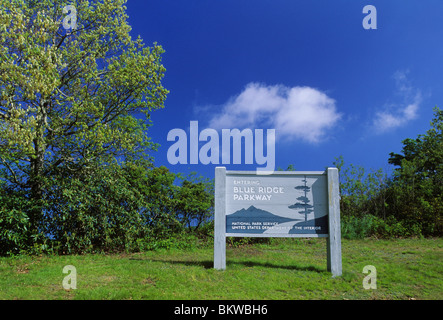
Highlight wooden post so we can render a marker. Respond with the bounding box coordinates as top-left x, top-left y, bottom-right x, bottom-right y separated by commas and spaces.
214, 167, 226, 270
327, 167, 342, 277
